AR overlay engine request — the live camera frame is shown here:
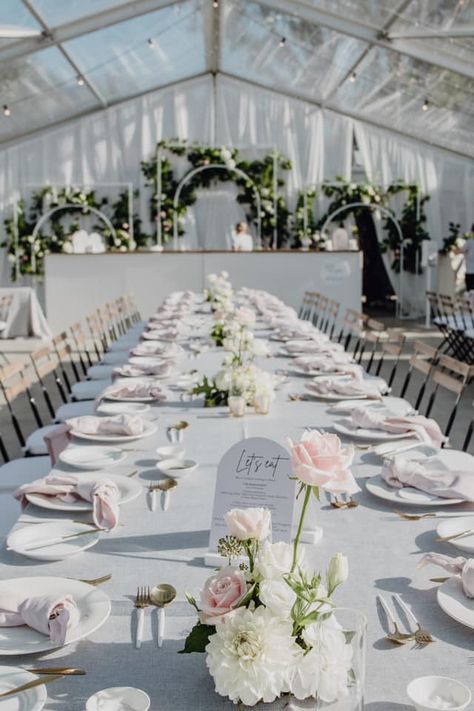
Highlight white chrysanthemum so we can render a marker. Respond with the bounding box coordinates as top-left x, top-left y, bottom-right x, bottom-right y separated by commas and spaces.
206, 606, 297, 706
255, 541, 301, 580
291, 618, 353, 702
